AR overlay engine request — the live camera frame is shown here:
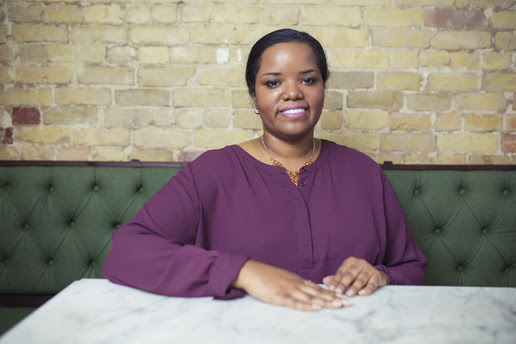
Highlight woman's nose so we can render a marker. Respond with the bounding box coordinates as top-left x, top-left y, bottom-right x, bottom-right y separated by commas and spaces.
282, 82, 303, 100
